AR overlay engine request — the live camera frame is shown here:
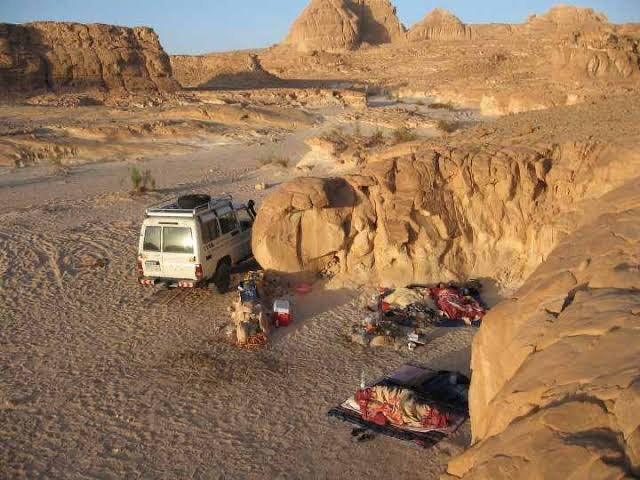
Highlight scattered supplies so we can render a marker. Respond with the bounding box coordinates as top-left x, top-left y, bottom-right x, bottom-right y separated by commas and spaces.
328, 364, 469, 448
349, 282, 488, 351
229, 271, 294, 349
